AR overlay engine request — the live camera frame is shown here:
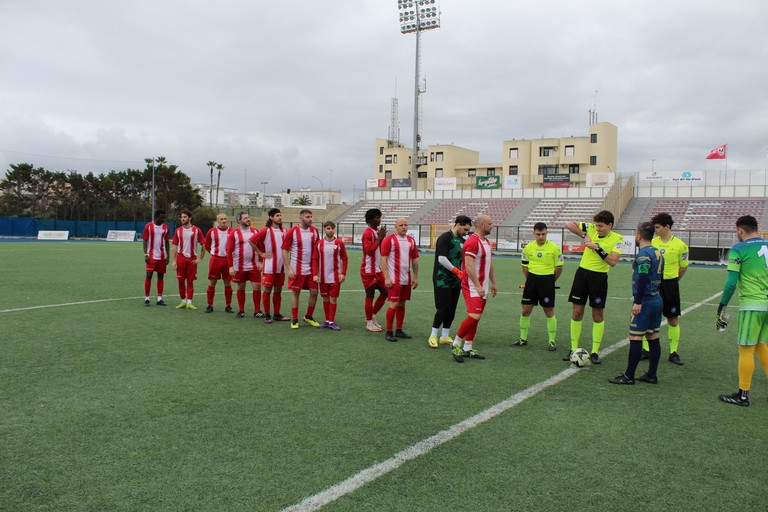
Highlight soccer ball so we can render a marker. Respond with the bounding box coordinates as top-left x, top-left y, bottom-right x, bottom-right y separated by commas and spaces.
570, 348, 590, 368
